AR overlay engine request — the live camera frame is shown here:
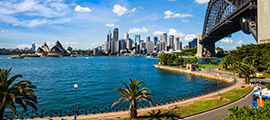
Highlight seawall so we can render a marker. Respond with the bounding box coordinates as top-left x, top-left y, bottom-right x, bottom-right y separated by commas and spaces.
153, 64, 235, 83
